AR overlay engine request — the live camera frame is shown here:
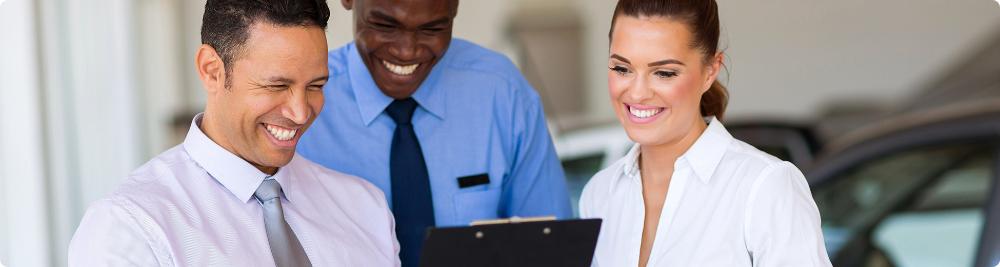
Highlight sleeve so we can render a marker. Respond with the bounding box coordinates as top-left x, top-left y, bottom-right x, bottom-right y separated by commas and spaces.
578, 183, 593, 219
380, 189, 402, 267
744, 162, 832, 267
68, 198, 163, 267
500, 73, 573, 219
